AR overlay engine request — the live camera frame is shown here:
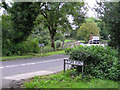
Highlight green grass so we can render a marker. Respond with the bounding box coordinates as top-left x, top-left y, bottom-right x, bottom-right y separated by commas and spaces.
23, 70, 118, 88
1, 55, 35, 61
41, 51, 65, 57
64, 39, 76, 42
79, 40, 85, 43
1, 51, 65, 61
64, 39, 85, 43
